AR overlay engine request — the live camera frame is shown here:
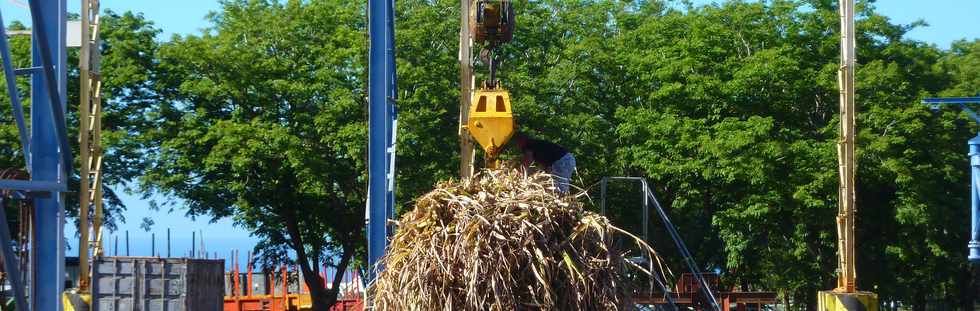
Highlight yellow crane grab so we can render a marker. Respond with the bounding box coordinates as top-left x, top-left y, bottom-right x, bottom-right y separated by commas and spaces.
460, 0, 516, 170
466, 87, 514, 168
